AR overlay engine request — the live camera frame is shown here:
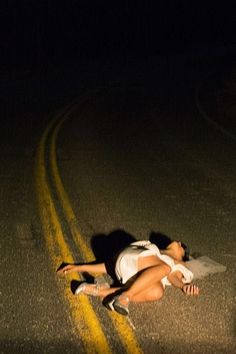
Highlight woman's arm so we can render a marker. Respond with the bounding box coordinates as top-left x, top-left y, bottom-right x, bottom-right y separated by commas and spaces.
167, 271, 200, 296
57, 262, 107, 276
